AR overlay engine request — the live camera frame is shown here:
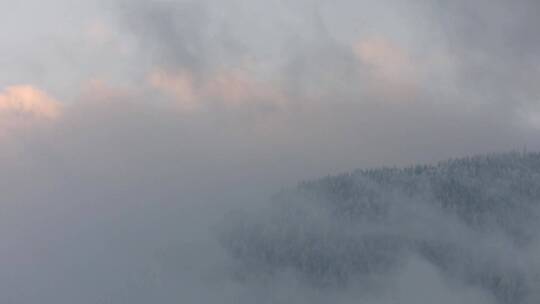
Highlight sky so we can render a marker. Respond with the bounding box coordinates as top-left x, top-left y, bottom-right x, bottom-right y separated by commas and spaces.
1, 0, 540, 302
